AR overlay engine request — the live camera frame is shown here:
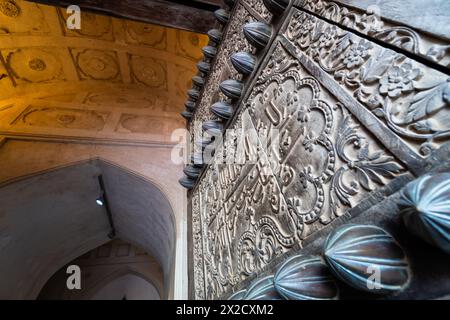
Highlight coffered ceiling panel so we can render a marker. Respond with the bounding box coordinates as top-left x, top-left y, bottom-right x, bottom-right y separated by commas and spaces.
0, 0, 207, 145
